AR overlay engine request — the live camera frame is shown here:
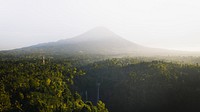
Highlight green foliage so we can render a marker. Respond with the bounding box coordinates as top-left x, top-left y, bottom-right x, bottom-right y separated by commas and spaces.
4, 53, 200, 112
0, 83, 11, 112
76, 58, 200, 112
97, 101, 108, 112
0, 56, 108, 112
